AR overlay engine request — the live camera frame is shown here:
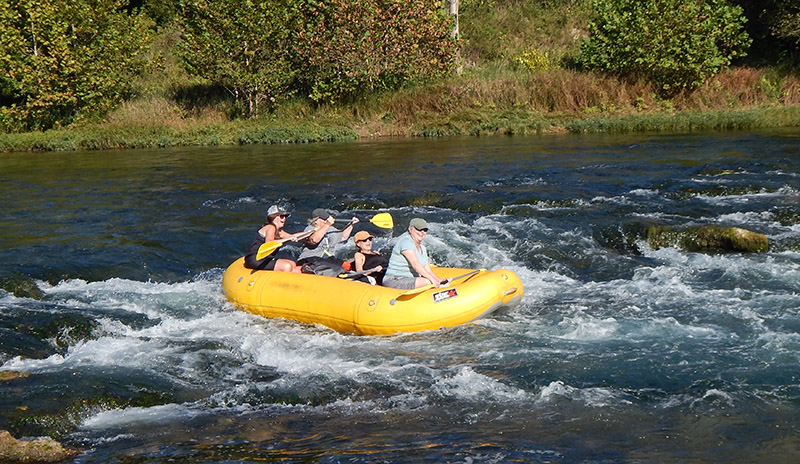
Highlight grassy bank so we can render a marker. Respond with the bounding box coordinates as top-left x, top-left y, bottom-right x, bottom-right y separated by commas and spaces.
2, 101, 799, 153
0, 120, 359, 153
